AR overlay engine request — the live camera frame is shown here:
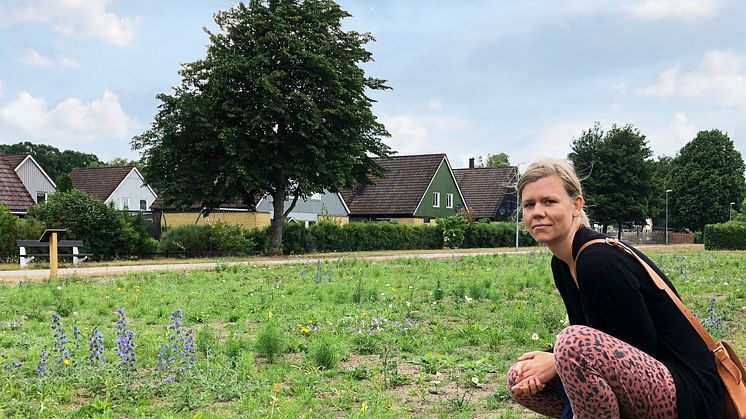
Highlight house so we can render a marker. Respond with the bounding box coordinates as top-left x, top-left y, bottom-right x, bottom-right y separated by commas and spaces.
70, 166, 157, 211
0, 151, 36, 215
340, 154, 467, 224
3, 153, 56, 203
150, 196, 272, 229
256, 191, 350, 227
453, 159, 518, 221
